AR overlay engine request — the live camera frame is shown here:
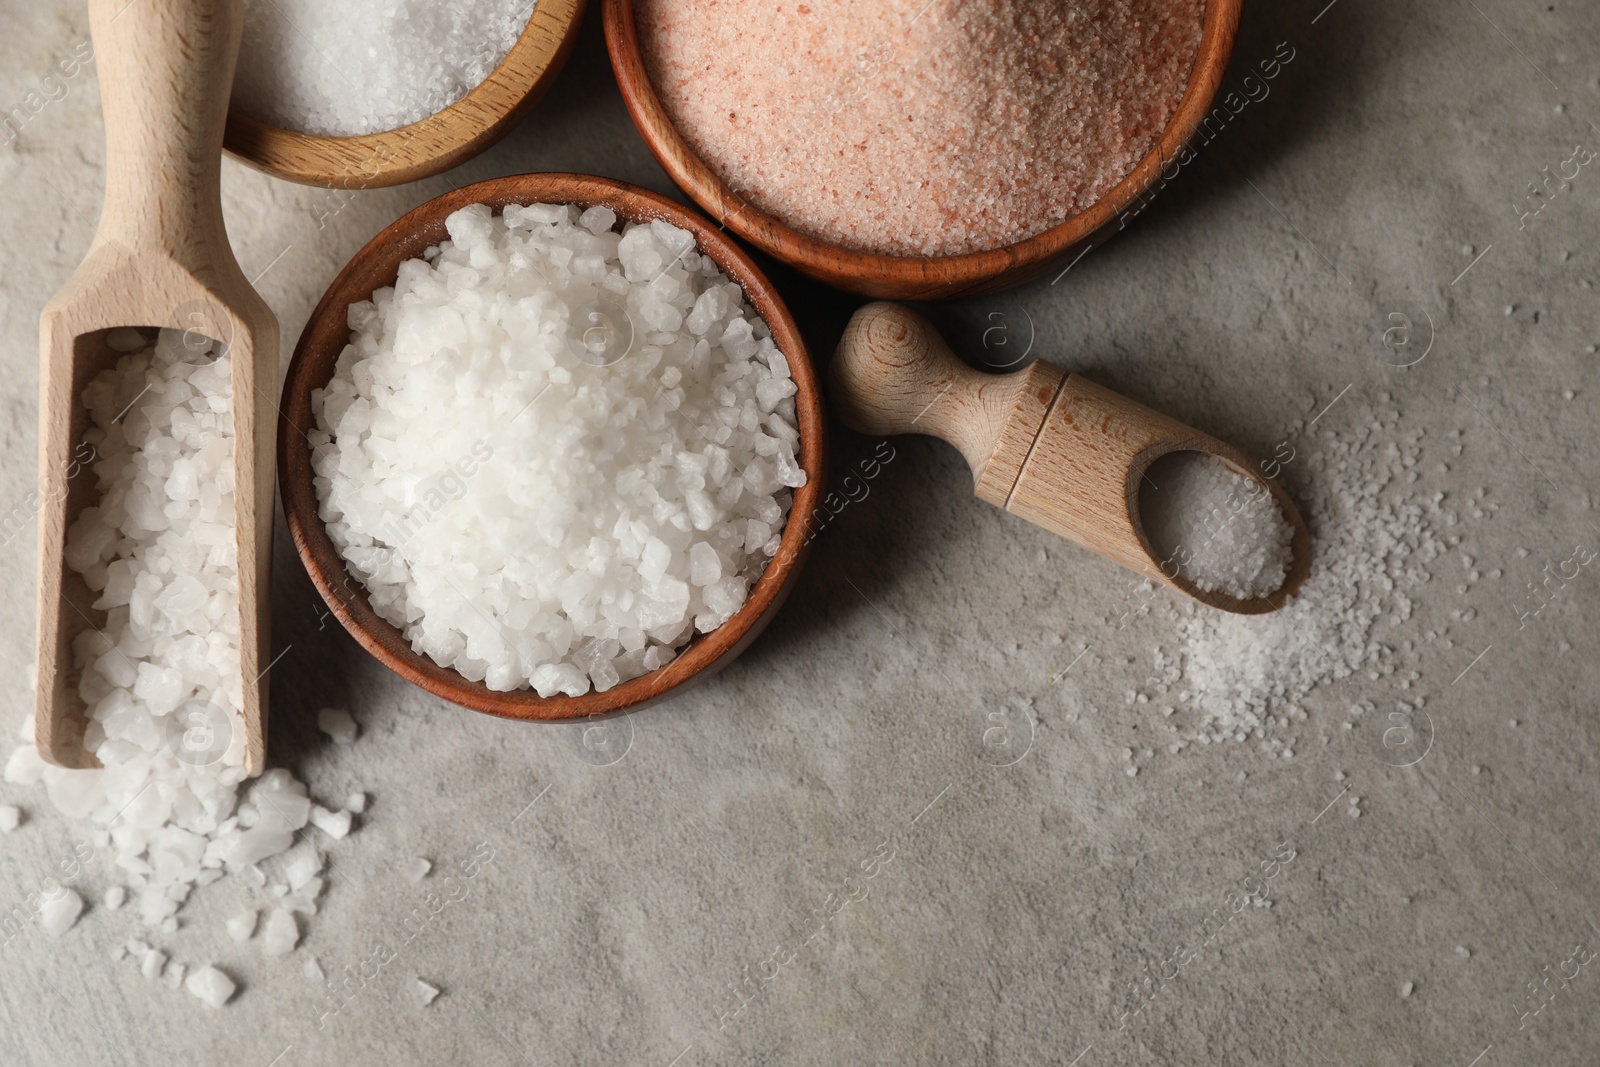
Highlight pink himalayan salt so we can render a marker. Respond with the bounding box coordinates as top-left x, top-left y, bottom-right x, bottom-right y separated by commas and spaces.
637, 0, 1204, 257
